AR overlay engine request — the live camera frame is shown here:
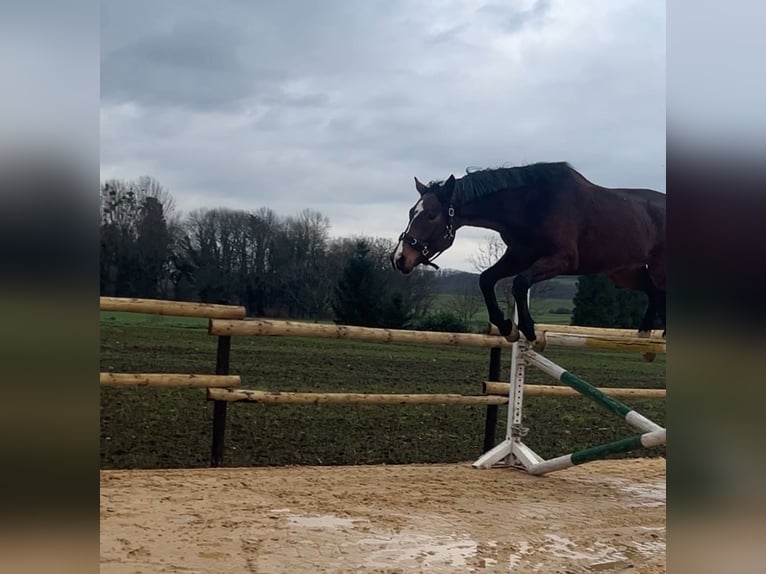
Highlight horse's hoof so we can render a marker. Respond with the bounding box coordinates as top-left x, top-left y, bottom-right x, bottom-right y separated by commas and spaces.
493, 319, 519, 341
494, 319, 513, 336
505, 323, 520, 342
520, 324, 536, 343
531, 331, 547, 352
